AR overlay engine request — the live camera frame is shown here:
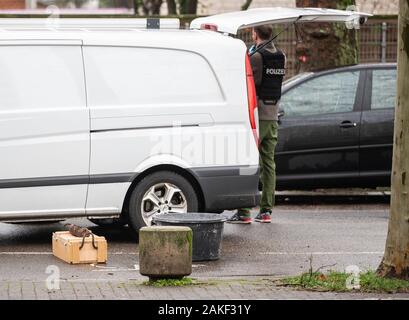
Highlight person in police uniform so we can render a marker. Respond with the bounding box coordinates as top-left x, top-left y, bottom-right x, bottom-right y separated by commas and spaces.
228, 25, 286, 224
